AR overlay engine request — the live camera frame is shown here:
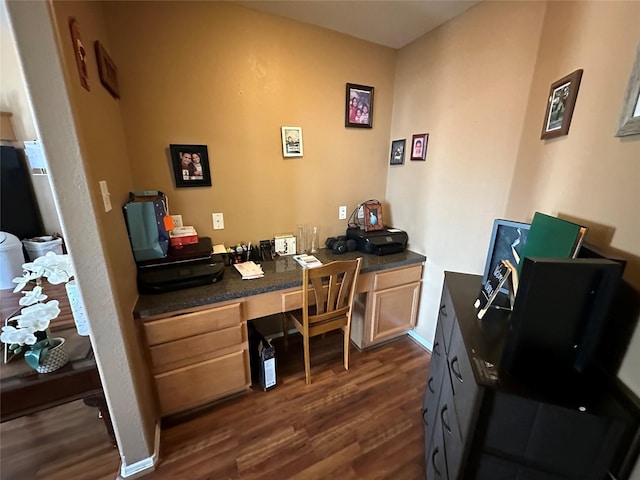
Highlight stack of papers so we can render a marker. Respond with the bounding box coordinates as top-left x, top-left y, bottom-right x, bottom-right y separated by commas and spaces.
293, 254, 322, 268
233, 261, 264, 279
